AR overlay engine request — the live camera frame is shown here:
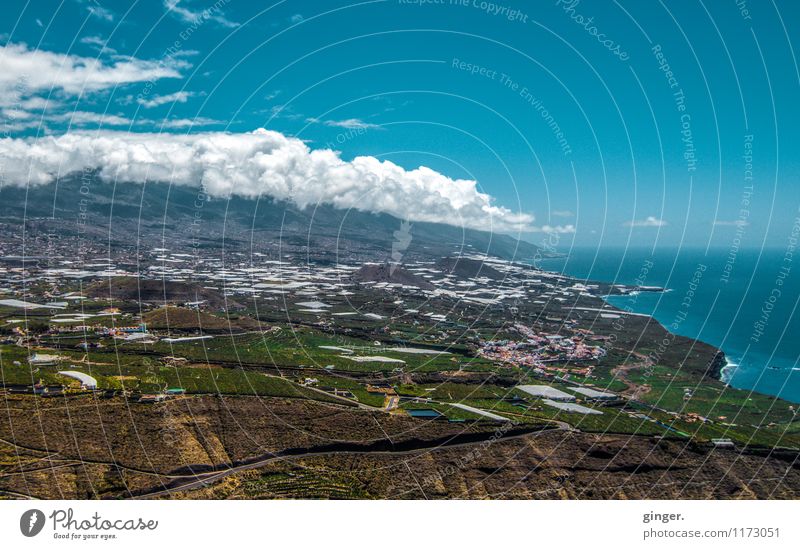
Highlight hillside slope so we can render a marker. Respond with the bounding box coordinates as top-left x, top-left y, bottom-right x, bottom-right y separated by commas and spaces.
0, 176, 542, 263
